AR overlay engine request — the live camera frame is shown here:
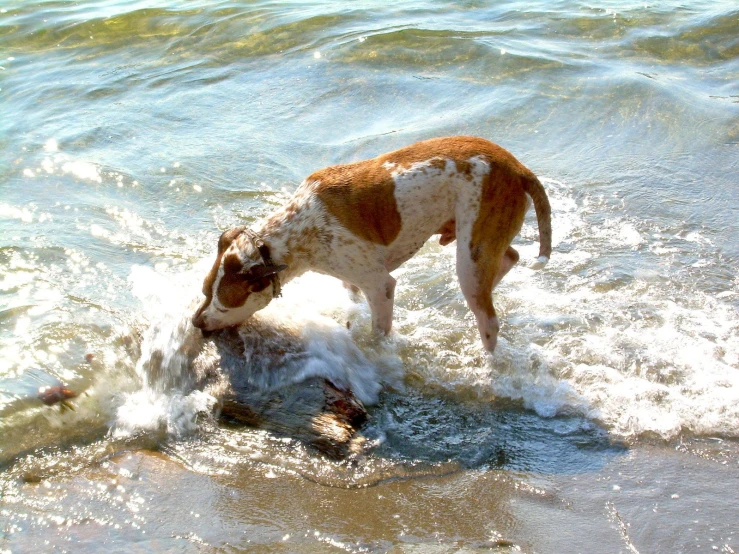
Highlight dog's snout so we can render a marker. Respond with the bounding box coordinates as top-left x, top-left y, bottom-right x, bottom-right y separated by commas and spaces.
191, 312, 215, 338
191, 305, 207, 330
